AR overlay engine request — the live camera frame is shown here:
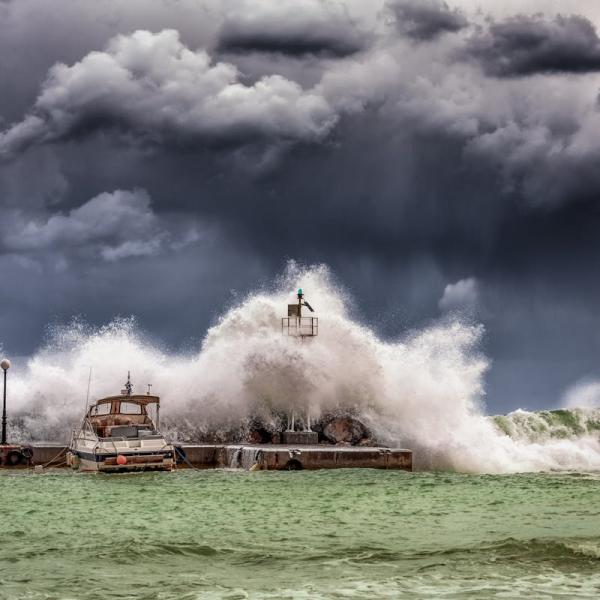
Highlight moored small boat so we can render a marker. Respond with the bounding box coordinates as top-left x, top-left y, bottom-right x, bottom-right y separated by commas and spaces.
67, 374, 174, 473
